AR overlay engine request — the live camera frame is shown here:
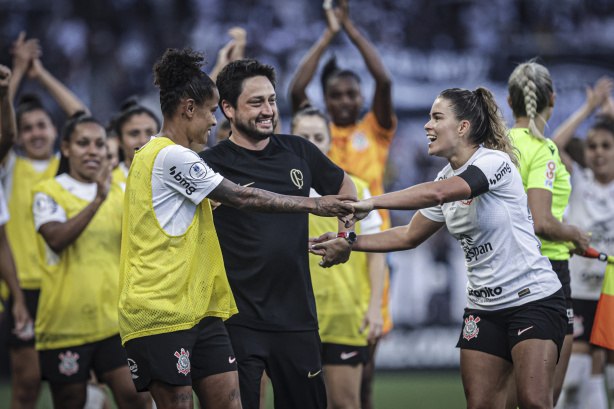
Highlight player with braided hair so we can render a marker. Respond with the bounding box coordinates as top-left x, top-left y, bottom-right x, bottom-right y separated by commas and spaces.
505, 60, 591, 408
